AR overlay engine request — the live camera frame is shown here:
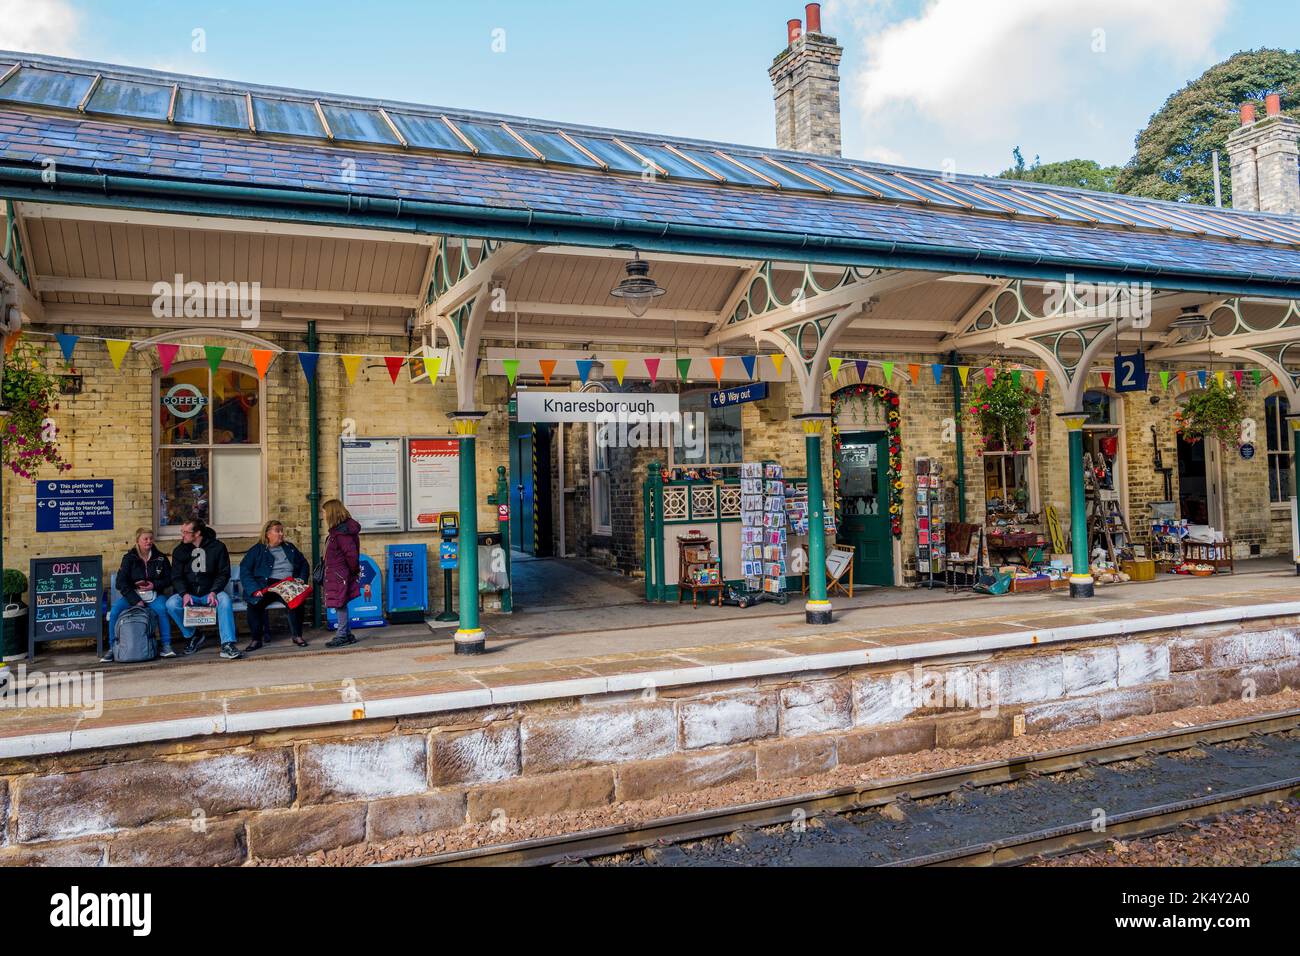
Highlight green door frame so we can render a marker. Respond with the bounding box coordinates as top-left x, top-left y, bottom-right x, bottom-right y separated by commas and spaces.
835, 430, 894, 587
